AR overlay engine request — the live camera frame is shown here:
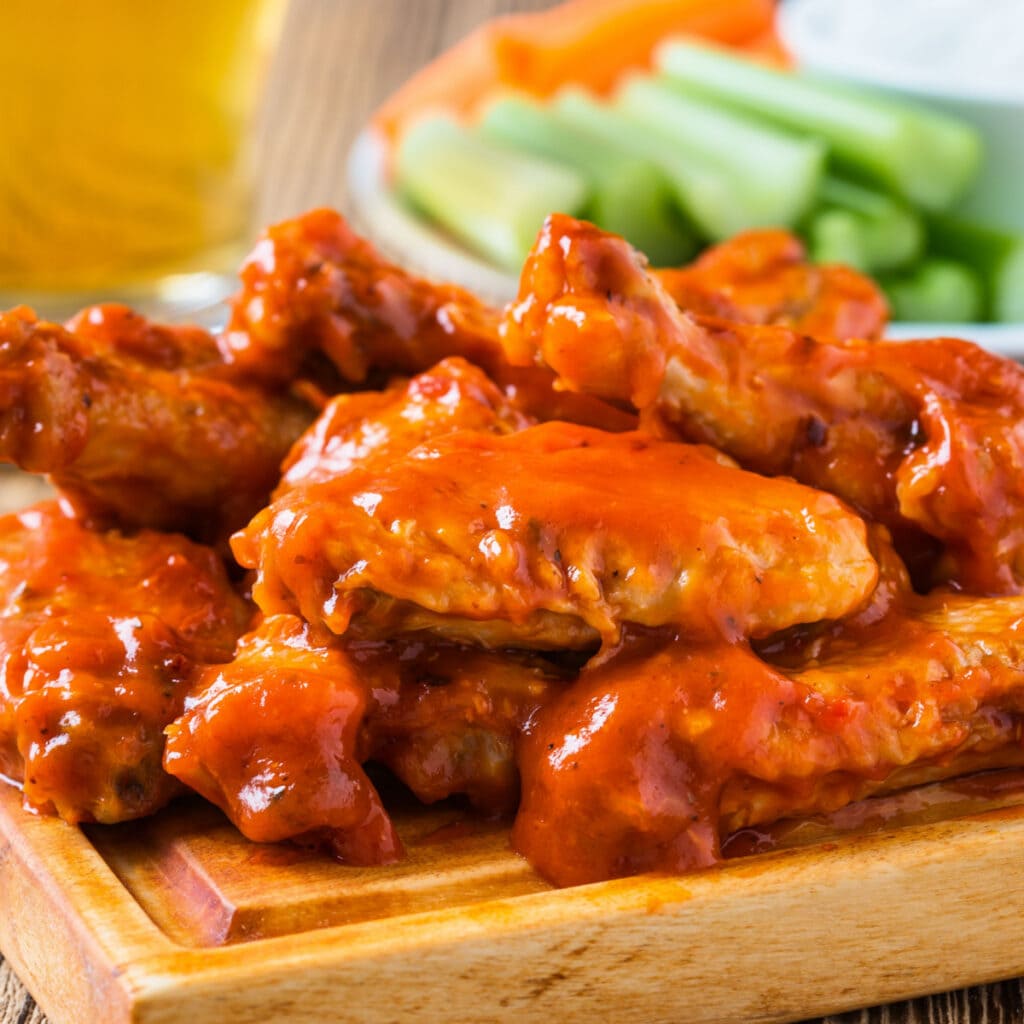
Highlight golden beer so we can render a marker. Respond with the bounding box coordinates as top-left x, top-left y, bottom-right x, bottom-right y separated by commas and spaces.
0, 1, 285, 316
